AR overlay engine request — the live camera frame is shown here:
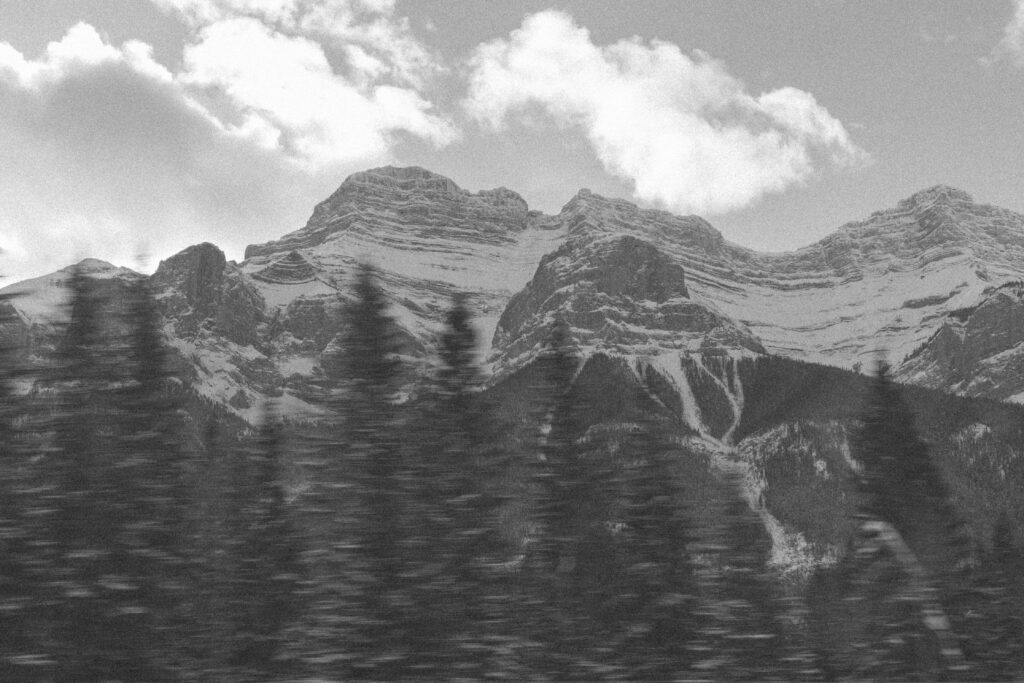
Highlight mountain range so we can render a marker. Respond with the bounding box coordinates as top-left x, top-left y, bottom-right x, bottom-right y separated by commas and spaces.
5, 165, 1024, 571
